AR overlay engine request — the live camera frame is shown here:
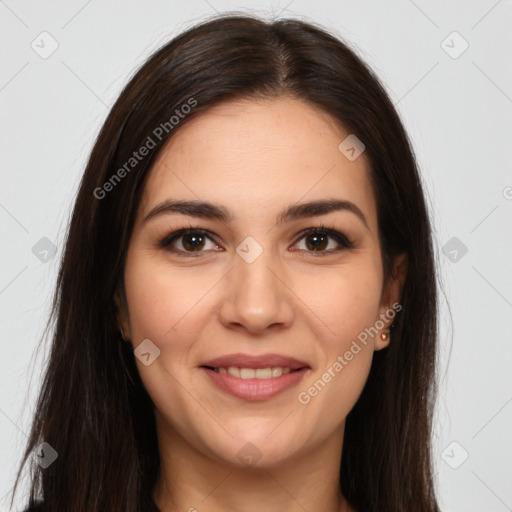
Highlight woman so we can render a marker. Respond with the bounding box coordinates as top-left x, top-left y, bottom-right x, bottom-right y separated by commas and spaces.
13, 12, 440, 512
